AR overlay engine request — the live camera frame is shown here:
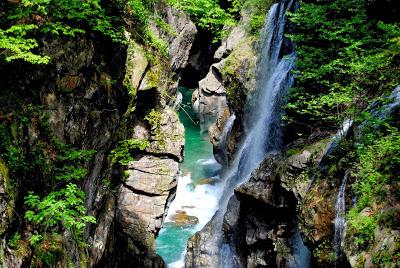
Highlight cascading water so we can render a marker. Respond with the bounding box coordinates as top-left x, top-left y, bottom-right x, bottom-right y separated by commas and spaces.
220, 0, 295, 209
334, 170, 349, 267
156, 87, 232, 267
219, 114, 236, 167
200, 0, 297, 265
158, 0, 300, 266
